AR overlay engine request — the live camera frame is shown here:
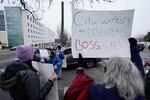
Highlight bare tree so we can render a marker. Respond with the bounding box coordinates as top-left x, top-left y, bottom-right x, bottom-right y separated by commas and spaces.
56, 26, 69, 46
0, 0, 117, 20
